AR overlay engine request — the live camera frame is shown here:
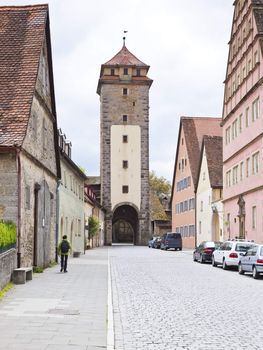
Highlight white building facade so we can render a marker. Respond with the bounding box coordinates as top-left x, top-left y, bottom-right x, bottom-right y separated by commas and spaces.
196, 136, 224, 245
